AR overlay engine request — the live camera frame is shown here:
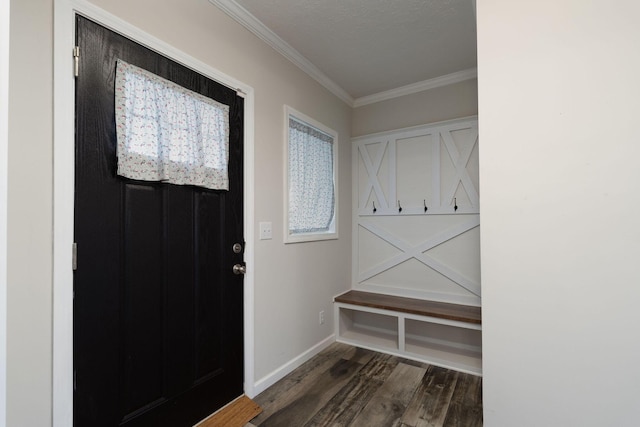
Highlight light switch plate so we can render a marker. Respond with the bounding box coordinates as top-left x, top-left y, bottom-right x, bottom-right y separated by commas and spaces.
259, 222, 272, 240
